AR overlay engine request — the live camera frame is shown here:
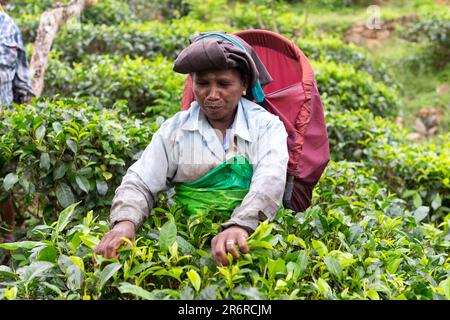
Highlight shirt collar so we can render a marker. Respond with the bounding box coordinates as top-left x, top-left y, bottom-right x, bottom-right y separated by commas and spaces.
181, 99, 253, 142
232, 98, 253, 142
180, 101, 201, 131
